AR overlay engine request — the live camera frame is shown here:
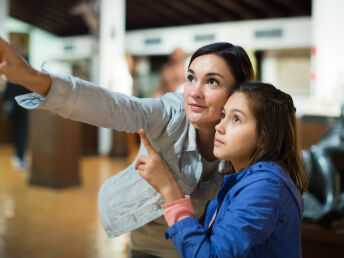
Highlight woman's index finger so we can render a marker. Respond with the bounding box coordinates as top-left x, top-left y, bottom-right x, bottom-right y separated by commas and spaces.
138, 129, 155, 155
